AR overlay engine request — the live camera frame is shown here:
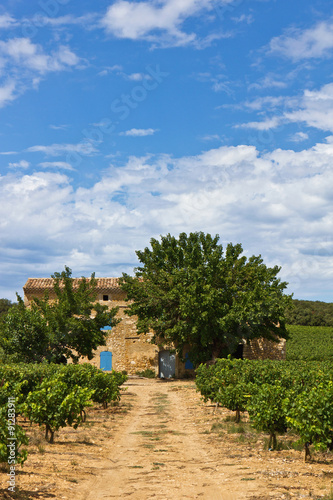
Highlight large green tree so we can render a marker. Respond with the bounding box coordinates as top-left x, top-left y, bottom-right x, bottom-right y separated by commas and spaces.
0, 267, 119, 363
120, 232, 292, 366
